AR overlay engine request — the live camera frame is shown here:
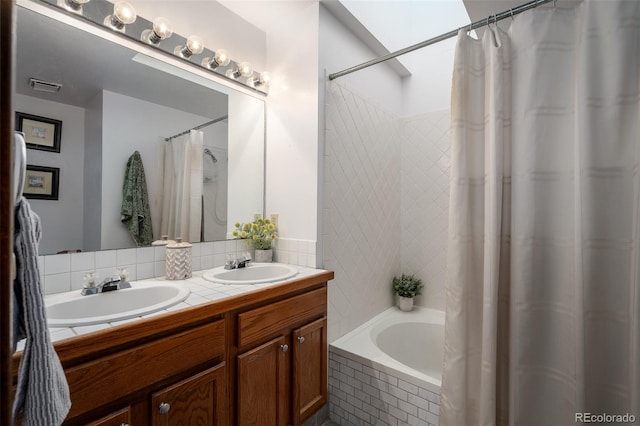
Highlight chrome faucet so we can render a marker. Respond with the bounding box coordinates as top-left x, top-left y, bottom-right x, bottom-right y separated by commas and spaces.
81, 275, 131, 296
224, 252, 252, 270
